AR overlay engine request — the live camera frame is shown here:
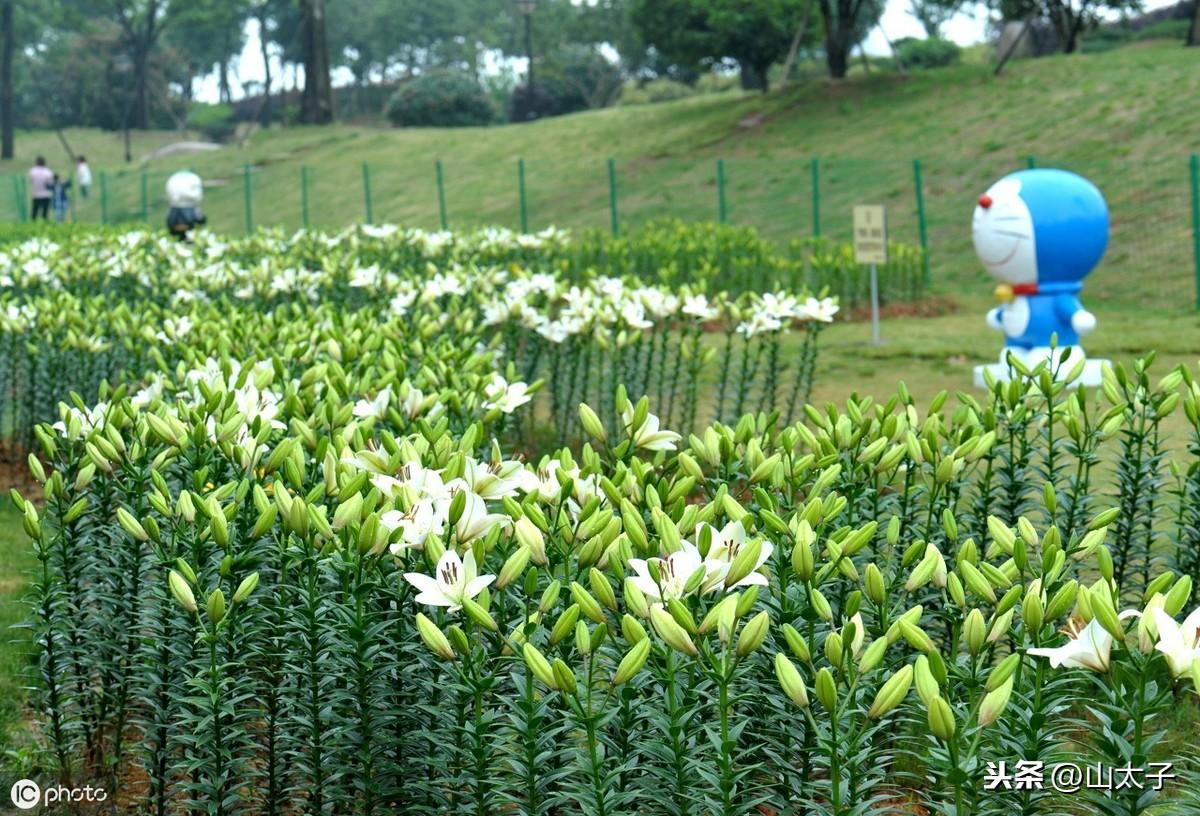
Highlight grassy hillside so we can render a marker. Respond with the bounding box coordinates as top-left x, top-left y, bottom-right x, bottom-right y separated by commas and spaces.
1, 39, 1198, 312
